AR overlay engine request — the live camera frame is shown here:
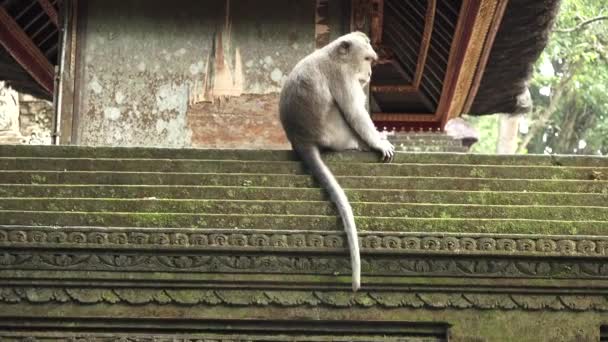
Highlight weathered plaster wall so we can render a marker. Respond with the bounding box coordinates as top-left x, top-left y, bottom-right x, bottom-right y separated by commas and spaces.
76, 0, 318, 148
